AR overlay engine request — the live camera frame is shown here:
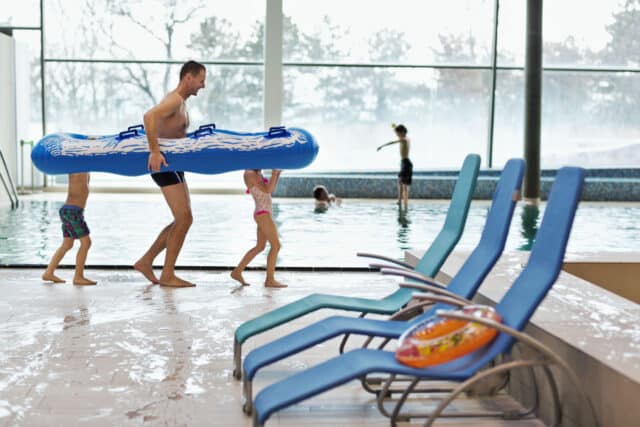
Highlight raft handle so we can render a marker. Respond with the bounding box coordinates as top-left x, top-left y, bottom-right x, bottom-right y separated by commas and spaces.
194, 123, 216, 138
267, 126, 289, 138
117, 129, 140, 140
127, 124, 145, 132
